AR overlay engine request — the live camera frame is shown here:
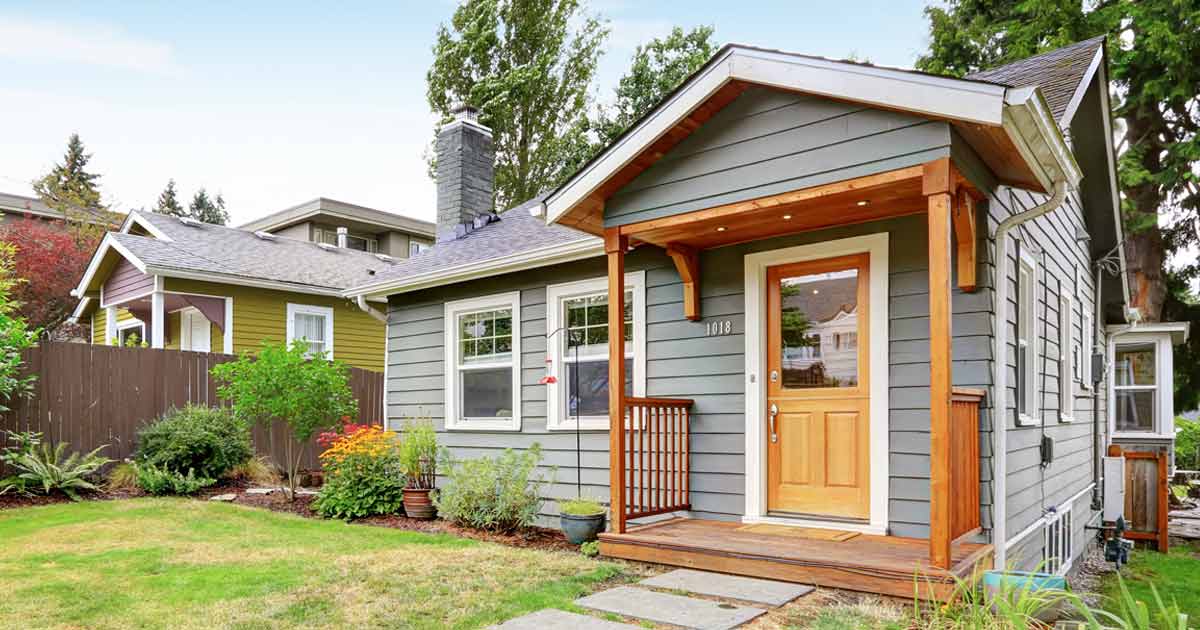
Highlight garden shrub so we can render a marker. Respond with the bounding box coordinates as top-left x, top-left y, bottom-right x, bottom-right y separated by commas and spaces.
434, 444, 550, 533
398, 418, 437, 489
225, 456, 281, 486
134, 463, 215, 495
135, 404, 251, 479
105, 461, 139, 492
0, 431, 110, 500
313, 424, 405, 520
